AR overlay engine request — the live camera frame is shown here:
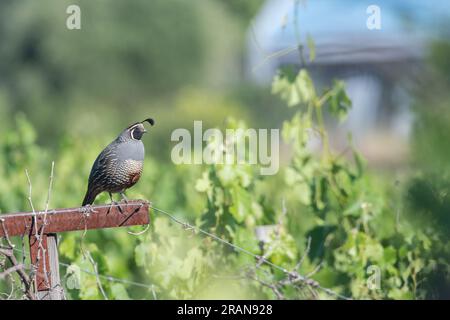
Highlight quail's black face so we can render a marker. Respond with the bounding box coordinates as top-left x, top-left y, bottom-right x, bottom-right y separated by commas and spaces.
128, 123, 147, 141
123, 118, 154, 141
